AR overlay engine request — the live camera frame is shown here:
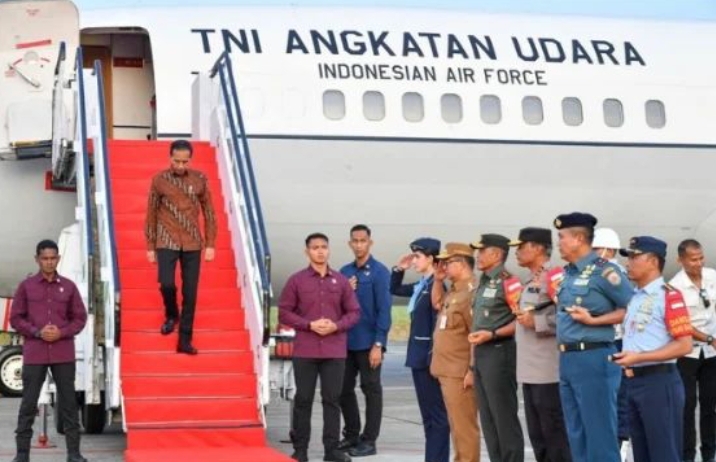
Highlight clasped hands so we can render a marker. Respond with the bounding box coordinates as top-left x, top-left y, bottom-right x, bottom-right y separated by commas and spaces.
310, 317, 338, 336
39, 324, 61, 343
